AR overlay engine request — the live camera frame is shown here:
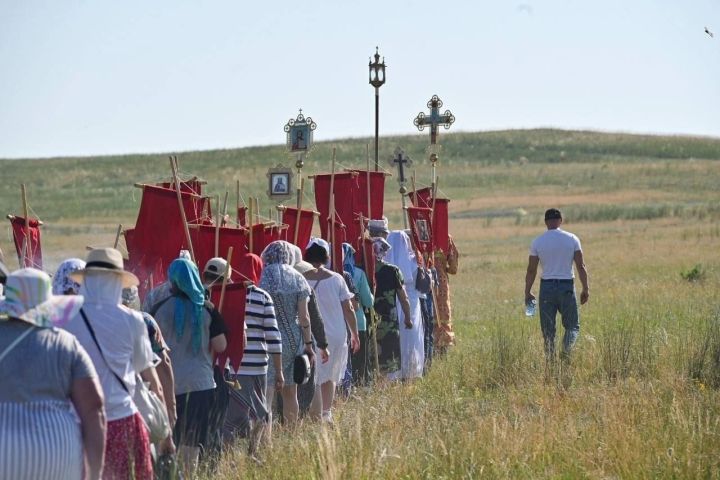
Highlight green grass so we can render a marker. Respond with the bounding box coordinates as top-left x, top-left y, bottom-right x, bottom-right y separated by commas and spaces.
1, 128, 720, 478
